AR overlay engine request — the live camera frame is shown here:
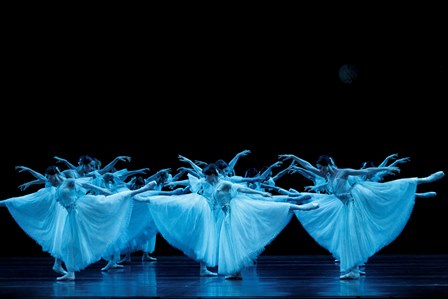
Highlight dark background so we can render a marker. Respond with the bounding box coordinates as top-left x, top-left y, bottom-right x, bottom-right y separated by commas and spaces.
1, 19, 446, 257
